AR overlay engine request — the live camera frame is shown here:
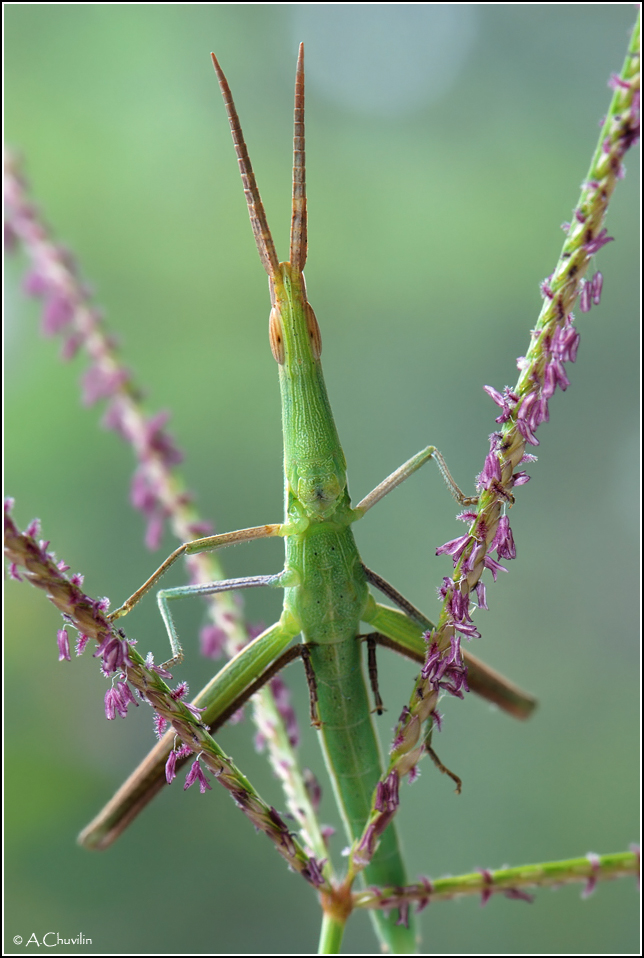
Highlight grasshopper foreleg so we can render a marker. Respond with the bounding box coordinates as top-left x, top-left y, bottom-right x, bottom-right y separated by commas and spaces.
354, 446, 478, 518
108, 523, 282, 624
156, 573, 284, 668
